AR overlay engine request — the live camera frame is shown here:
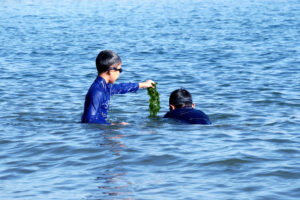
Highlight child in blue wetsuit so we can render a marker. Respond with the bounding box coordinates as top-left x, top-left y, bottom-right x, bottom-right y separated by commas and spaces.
81, 50, 154, 125
164, 89, 211, 125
